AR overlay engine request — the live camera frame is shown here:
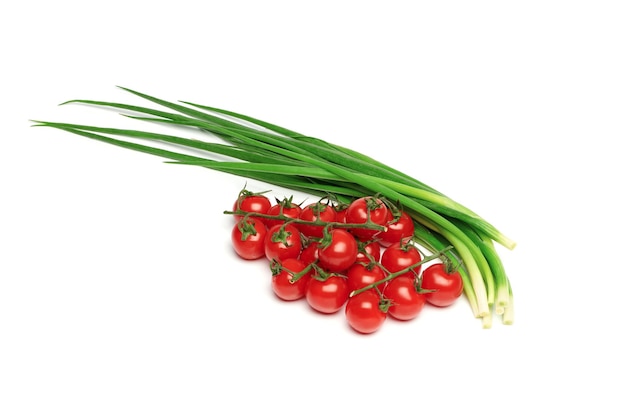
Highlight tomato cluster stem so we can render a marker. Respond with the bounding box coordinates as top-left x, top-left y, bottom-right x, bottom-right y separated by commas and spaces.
350, 245, 454, 297
224, 209, 388, 233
